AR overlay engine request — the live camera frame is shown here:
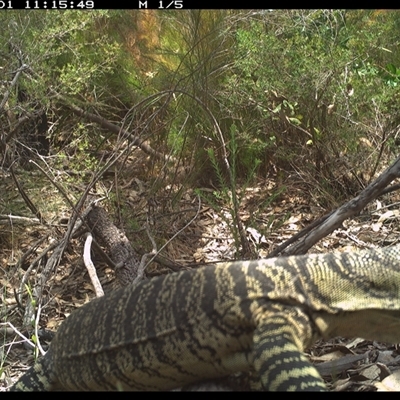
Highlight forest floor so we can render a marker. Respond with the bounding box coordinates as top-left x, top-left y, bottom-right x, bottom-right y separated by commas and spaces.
1, 150, 400, 391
